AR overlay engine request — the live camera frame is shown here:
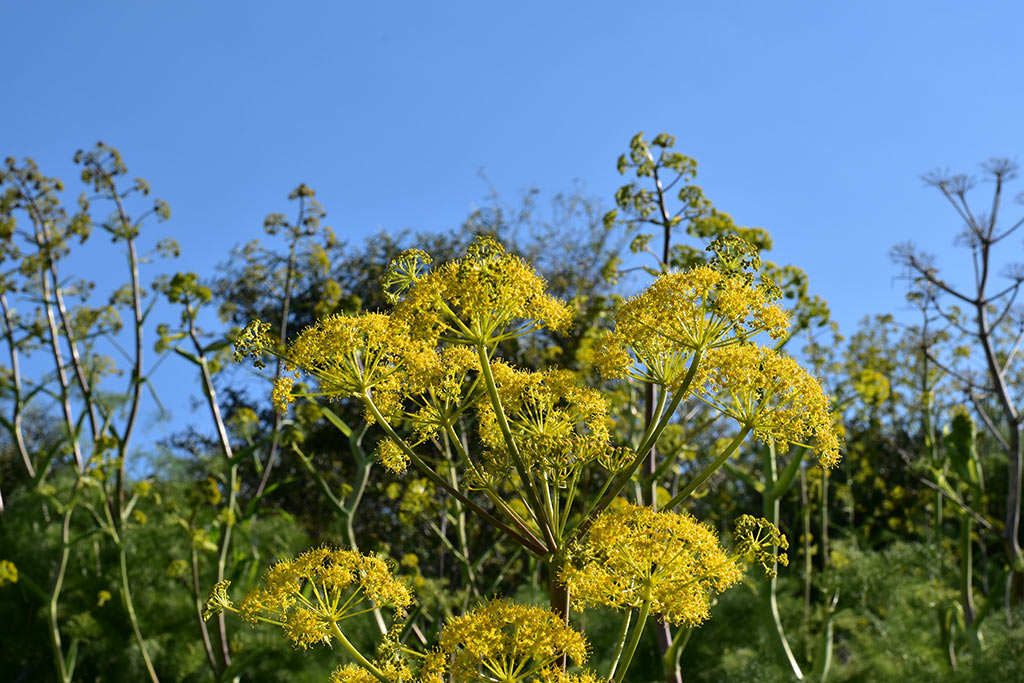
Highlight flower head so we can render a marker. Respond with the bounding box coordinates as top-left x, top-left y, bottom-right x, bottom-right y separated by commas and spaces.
393, 236, 573, 344
733, 515, 789, 579
0, 559, 18, 587
330, 661, 412, 683
268, 312, 409, 412
696, 344, 842, 467
562, 502, 741, 626
475, 363, 613, 486
439, 599, 589, 682
206, 547, 412, 650
595, 265, 788, 386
